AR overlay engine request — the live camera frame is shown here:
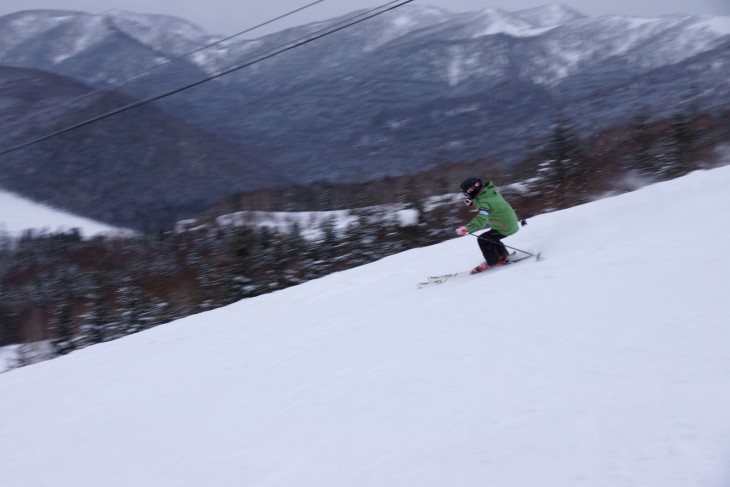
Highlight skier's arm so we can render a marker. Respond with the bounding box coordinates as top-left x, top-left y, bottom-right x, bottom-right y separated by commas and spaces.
465, 207, 492, 233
